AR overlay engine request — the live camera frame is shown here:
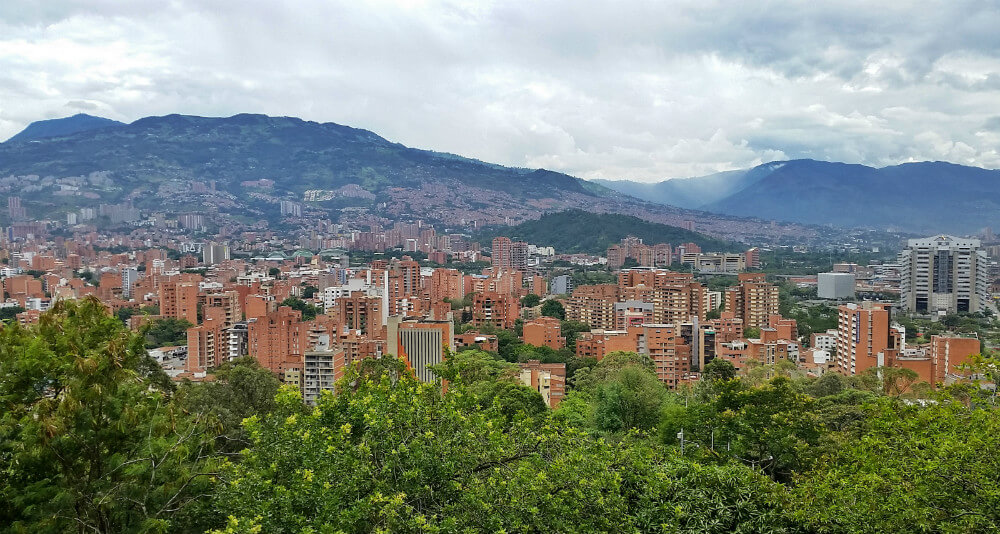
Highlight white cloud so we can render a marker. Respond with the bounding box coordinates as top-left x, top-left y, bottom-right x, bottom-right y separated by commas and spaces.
0, 0, 998, 181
